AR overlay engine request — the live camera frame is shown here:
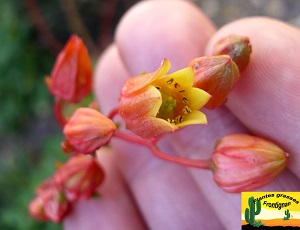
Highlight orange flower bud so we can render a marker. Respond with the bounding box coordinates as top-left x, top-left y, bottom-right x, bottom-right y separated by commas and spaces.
29, 180, 70, 223
54, 155, 105, 201
188, 55, 239, 109
45, 35, 93, 103
210, 134, 288, 193
63, 108, 116, 154
119, 58, 211, 138
213, 34, 252, 72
